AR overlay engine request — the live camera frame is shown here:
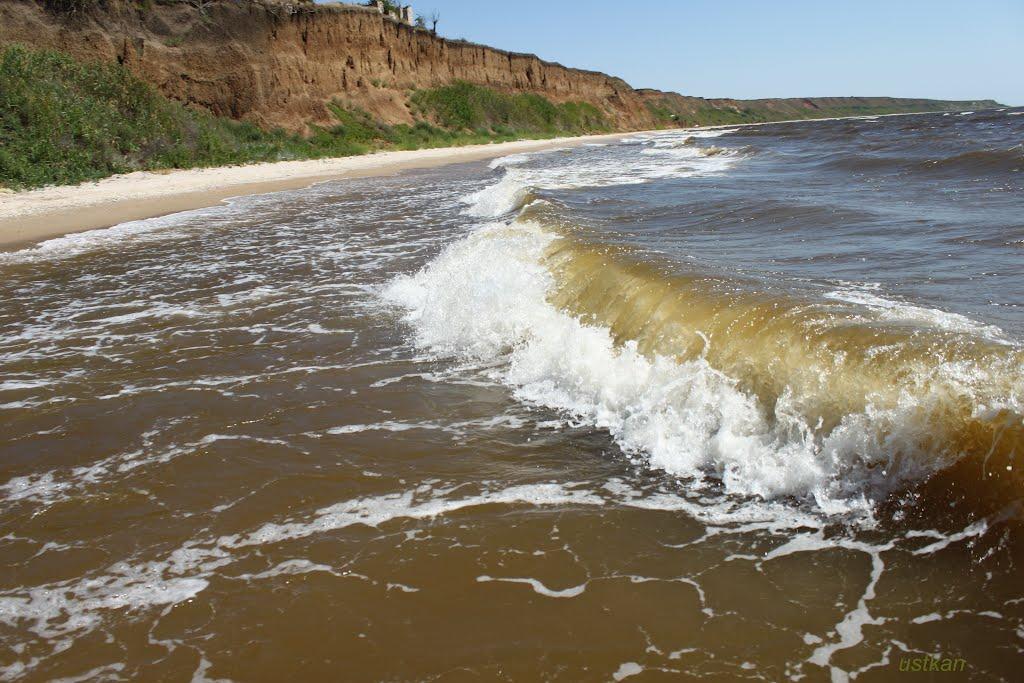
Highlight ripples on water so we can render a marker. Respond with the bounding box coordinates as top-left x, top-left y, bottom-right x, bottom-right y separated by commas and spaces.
1, 109, 1023, 681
